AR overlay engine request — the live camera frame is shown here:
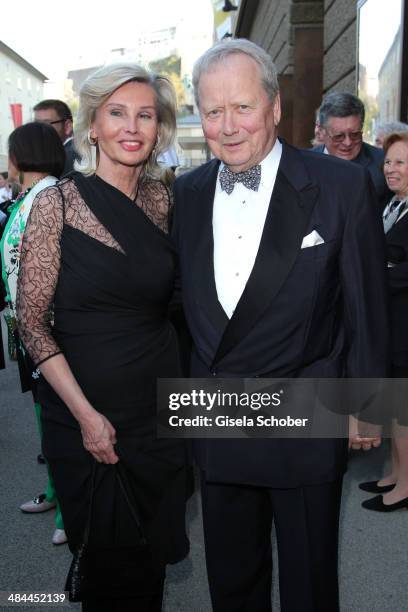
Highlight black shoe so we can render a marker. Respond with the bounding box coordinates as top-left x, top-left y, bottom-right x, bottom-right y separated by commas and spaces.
362, 495, 408, 512
37, 453, 46, 464
359, 480, 395, 494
